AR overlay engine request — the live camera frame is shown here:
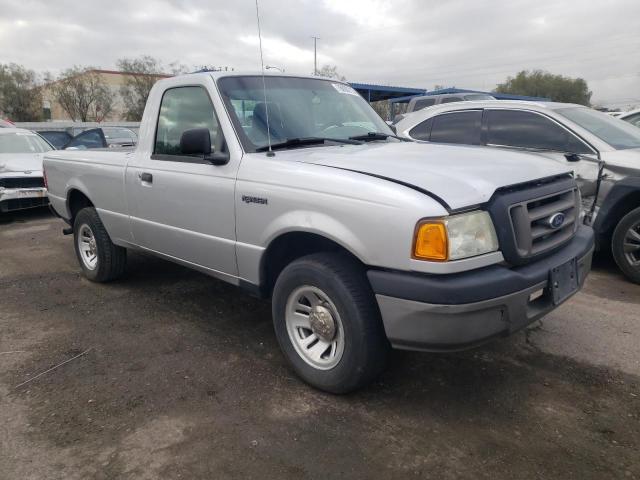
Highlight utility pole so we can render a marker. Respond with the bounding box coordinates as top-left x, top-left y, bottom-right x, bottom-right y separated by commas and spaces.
311, 36, 320, 75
